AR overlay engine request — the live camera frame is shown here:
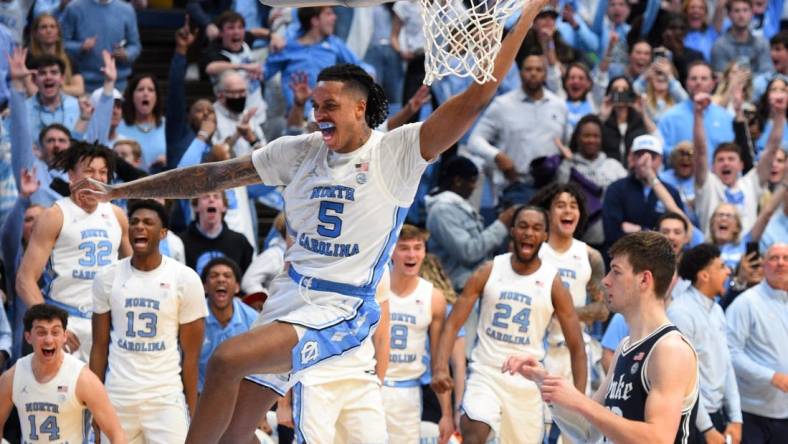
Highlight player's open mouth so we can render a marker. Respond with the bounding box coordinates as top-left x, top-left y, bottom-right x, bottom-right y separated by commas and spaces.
403, 260, 418, 270
519, 241, 535, 255
559, 218, 575, 230
133, 236, 148, 247
206, 207, 217, 214
214, 286, 228, 299
42, 347, 55, 357
318, 122, 336, 143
